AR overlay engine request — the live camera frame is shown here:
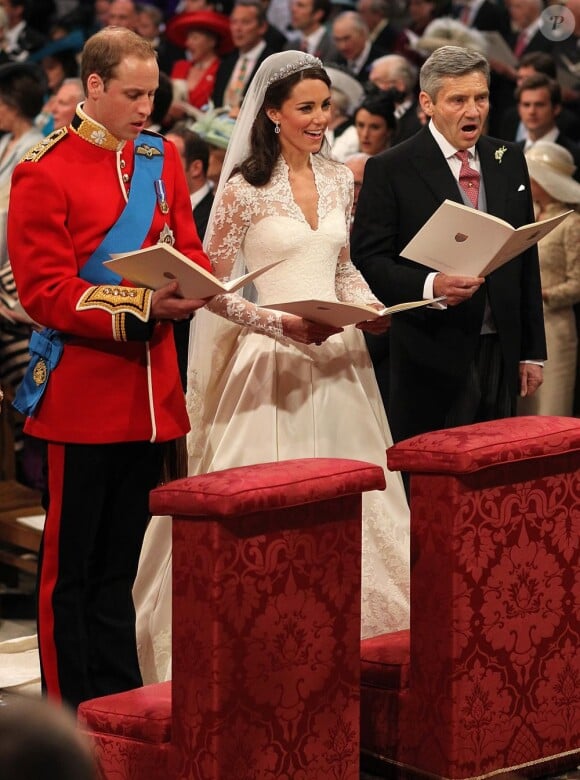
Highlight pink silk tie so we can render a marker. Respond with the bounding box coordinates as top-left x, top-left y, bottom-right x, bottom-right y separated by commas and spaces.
455, 149, 480, 208
513, 31, 527, 58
